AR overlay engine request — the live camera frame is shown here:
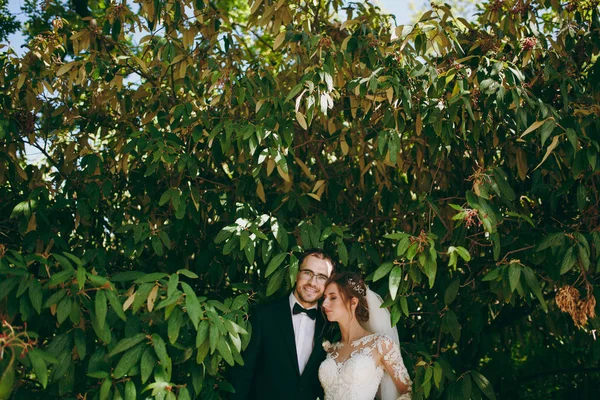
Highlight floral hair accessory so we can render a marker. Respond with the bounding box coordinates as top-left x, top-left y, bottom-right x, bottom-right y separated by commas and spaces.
347, 277, 366, 296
